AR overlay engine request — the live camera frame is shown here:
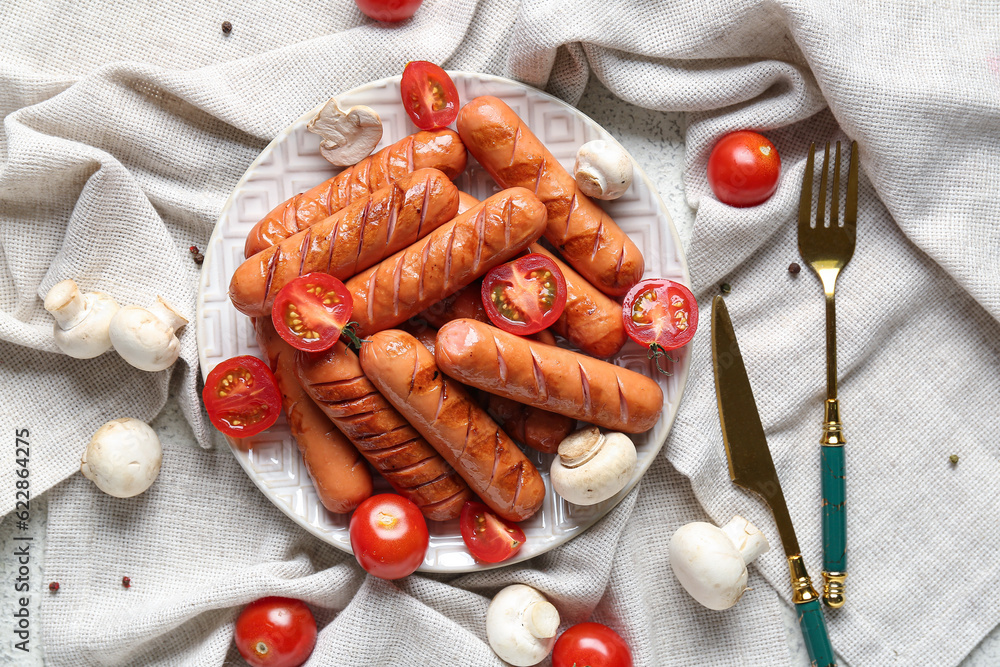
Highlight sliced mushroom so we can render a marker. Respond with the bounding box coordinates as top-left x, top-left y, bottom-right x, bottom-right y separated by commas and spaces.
669, 516, 770, 610
109, 297, 188, 372
307, 98, 383, 166
549, 426, 637, 505
44, 279, 120, 359
574, 139, 633, 200
81, 418, 163, 498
